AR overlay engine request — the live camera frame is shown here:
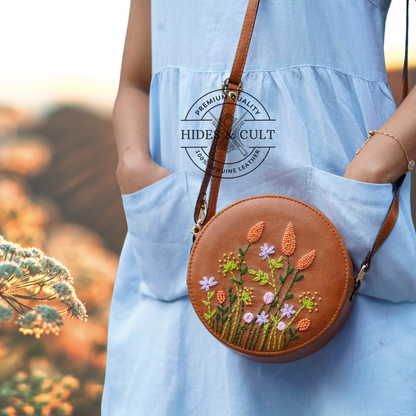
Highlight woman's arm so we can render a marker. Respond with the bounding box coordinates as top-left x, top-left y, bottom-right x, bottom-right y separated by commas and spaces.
344, 84, 416, 184
113, 0, 170, 195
